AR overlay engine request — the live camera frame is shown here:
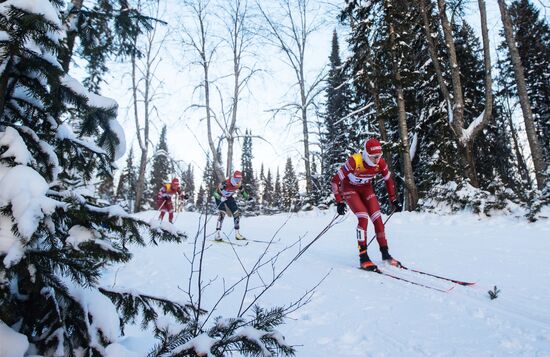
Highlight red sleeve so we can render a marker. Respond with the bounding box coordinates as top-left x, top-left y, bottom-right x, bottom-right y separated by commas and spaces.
379, 159, 396, 201
331, 156, 355, 203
